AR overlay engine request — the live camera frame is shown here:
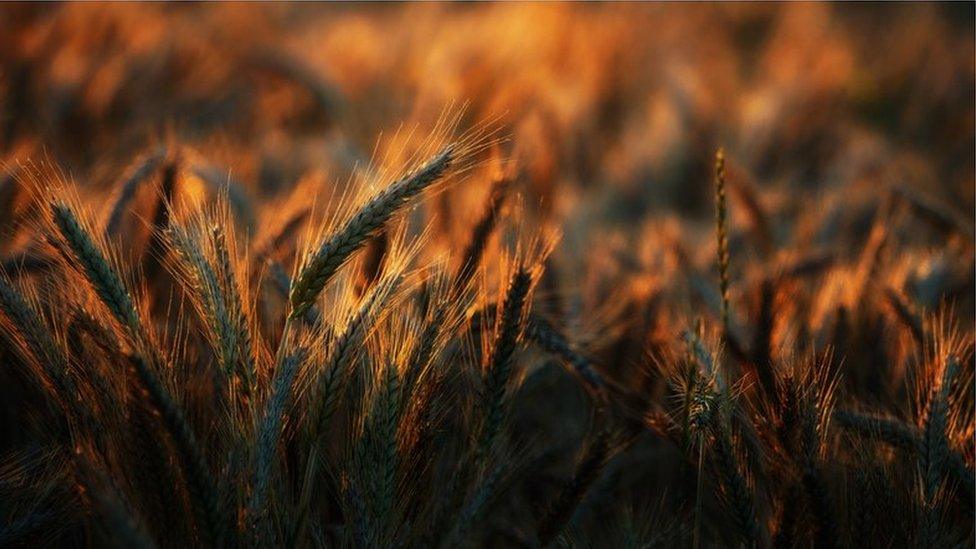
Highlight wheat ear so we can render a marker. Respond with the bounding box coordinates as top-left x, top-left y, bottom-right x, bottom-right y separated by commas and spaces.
248, 350, 305, 536
359, 359, 401, 546
104, 147, 166, 236
289, 145, 453, 319
454, 172, 510, 292
711, 415, 759, 546
918, 356, 958, 545
128, 355, 226, 547
525, 312, 604, 390
537, 427, 614, 546
713, 148, 731, 333
307, 271, 404, 442
210, 225, 255, 386
478, 267, 532, 458
52, 202, 141, 332
0, 276, 72, 396
168, 225, 238, 375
